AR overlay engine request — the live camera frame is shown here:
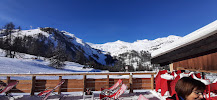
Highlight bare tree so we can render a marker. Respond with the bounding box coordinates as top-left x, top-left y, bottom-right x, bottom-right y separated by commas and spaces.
3, 22, 15, 58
